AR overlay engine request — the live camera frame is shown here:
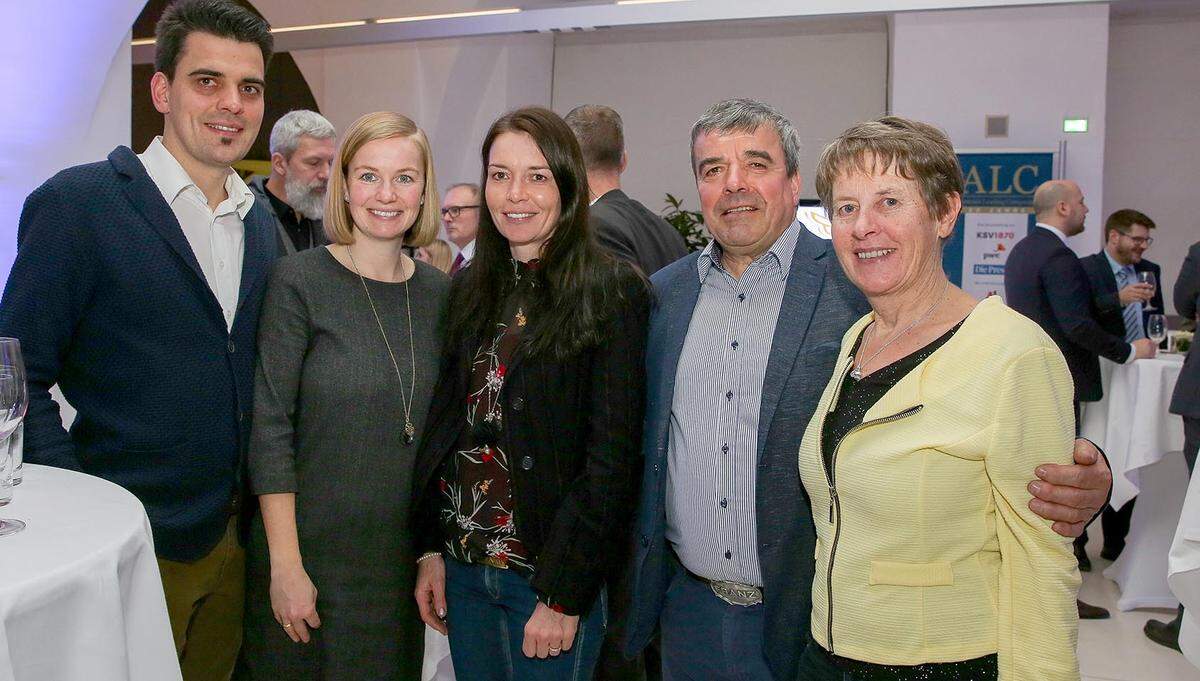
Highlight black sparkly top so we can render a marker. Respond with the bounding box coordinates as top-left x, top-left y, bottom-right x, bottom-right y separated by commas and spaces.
822, 321, 964, 472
